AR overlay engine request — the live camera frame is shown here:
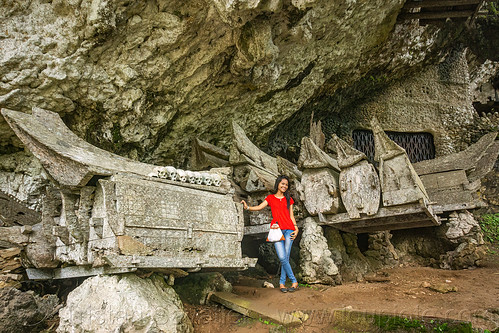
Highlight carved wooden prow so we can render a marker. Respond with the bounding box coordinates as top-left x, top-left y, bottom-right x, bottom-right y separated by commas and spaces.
309, 112, 325, 151
230, 121, 278, 173
229, 121, 278, 192
371, 117, 429, 207
332, 134, 380, 219
298, 136, 340, 171
1, 107, 158, 187
190, 138, 230, 171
